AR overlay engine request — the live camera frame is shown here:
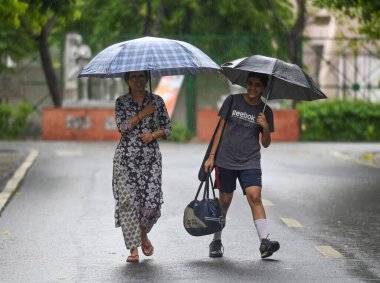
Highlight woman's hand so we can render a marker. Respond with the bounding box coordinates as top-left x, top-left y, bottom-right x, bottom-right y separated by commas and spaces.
139, 101, 155, 118
256, 112, 269, 130
140, 132, 155, 144
204, 155, 215, 173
